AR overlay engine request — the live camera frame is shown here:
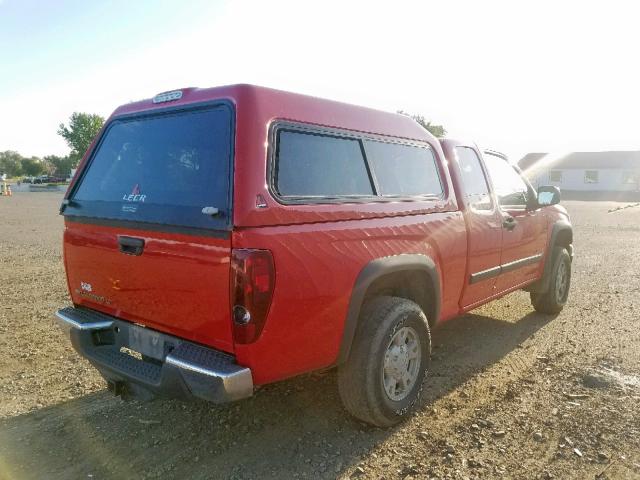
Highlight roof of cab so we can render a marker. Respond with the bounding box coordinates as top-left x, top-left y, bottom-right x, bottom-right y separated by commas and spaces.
111, 84, 435, 143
